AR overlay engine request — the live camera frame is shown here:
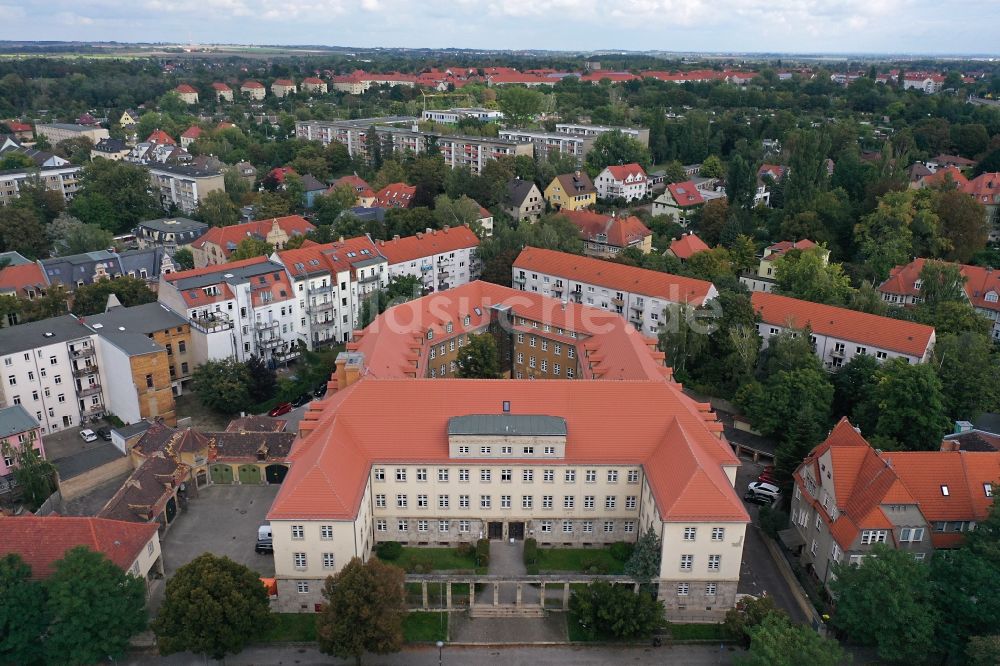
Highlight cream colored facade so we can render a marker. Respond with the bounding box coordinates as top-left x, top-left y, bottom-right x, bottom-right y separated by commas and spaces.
148, 166, 225, 214
0, 165, 81, 206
